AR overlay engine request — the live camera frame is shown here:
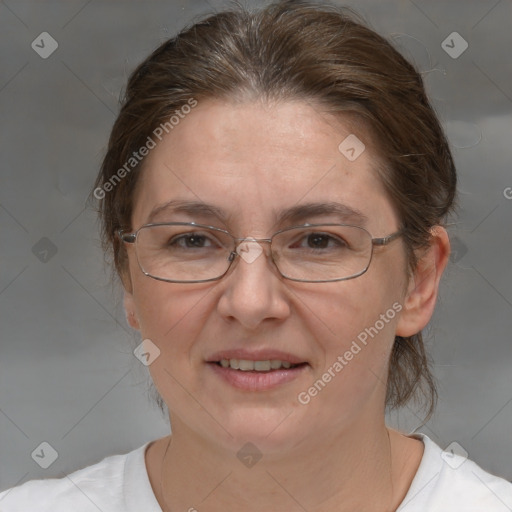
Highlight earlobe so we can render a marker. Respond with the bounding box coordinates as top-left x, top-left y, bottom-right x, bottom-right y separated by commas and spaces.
396, 226, 450, 337
120, 259, 140, 330
124, 292, 140, 330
